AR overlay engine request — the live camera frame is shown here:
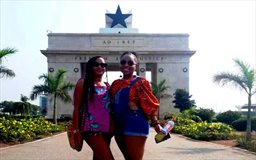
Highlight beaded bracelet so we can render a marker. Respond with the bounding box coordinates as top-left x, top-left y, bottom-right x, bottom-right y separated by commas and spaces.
151, 120, 160, 127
